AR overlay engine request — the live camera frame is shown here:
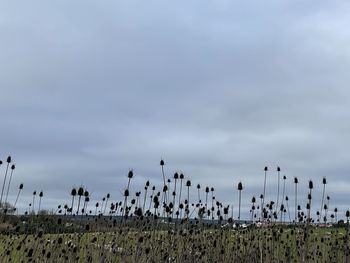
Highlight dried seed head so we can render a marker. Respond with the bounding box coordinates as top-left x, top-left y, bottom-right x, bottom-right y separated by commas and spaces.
128, 170, 133, 179
7, 156, 11, 163
11, 164, 15, 170
294, 177, 298, 184
78, 187, 84, 196
323, 177, 327, 184
174, 173, 179, 179
160, 159, 165, 166
264, 166, 268, 171
308, 180, 313, 189
39, 191, 43, 197
180, 173, 184, 179
186, 180, 191, 187
19, 183, 23, 190
277, 166, 280, 172
237, 182, 243, 191
71, 188, 77, 196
